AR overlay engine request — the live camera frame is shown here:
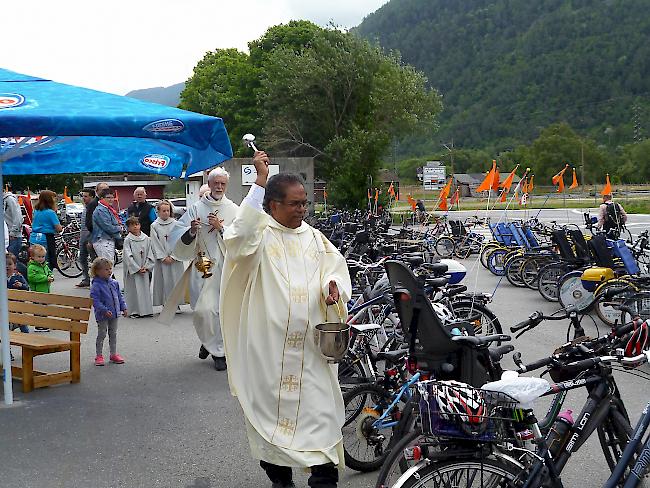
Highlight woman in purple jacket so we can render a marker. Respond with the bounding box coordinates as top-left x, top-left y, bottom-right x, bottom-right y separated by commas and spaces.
89, 257, 128, 366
